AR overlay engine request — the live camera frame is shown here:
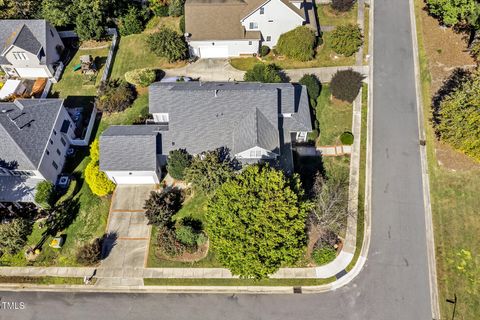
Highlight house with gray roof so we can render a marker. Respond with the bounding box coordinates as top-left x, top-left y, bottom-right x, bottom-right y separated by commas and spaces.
185, 0, 319, 58
0, 99, 77, 203
0, 20, 64, 80
99, 82, 312, 185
